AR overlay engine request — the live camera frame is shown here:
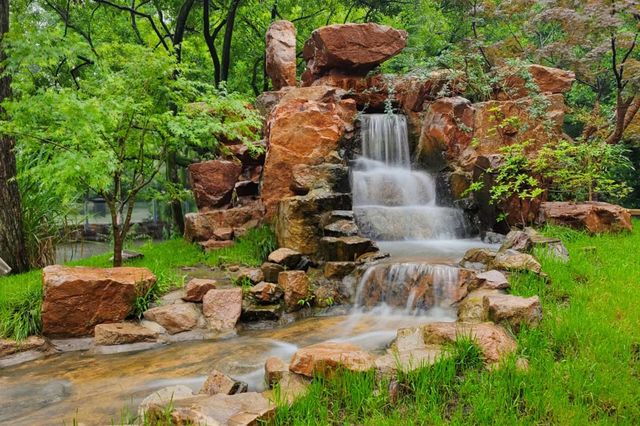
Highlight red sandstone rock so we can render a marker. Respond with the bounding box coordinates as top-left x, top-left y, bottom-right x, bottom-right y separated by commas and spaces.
289, 342, 376, 377
418, 97, 474, 165
483, 294, 542, 331
265, 20, 297, 90
42, 266, 156, 337
143, 303, 203, 335
249, 282, 283, 304
395, 322, 517, 364
202, 288, 243, 331
183, 278, 218, 302
184, 200, 264, 242
278, 271, 310, 312
265, 356, 289, 387
0, 336, 50, 358
537, 201, 632, 233
261, 86, 356, 217
200, 369, 247, 395
302, 23, 407, 81
94, 322, 158, 345
267, 248, 302, 268
187, 160, 242, 210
